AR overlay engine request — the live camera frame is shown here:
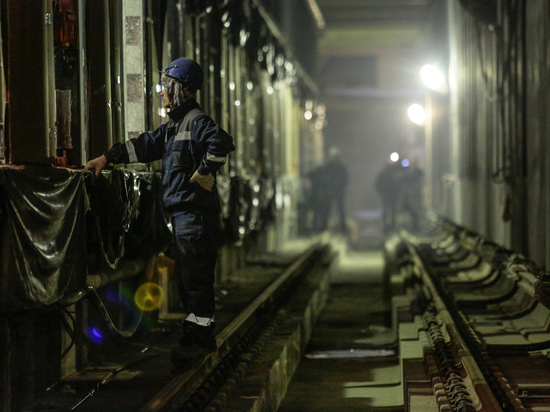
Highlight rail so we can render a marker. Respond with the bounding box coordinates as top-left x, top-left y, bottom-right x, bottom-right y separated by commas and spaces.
394, 218, 550, 411
142, 240, 330, 411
